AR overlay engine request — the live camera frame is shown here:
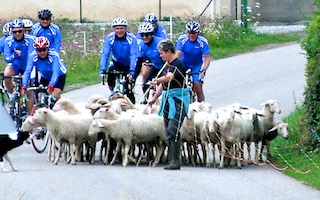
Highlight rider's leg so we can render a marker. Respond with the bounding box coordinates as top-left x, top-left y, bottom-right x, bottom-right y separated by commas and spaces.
193, 82, 205, 102
4, 65, 16, 95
